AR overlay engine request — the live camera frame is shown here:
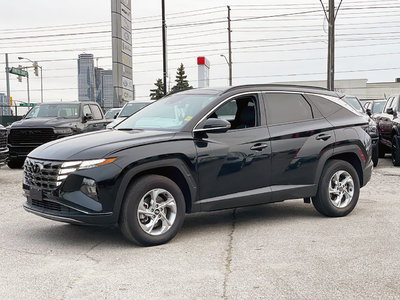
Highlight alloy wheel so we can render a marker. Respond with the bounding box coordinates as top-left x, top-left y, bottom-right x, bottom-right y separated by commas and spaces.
136, 188, 177, 236
328, 170, 354, 208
